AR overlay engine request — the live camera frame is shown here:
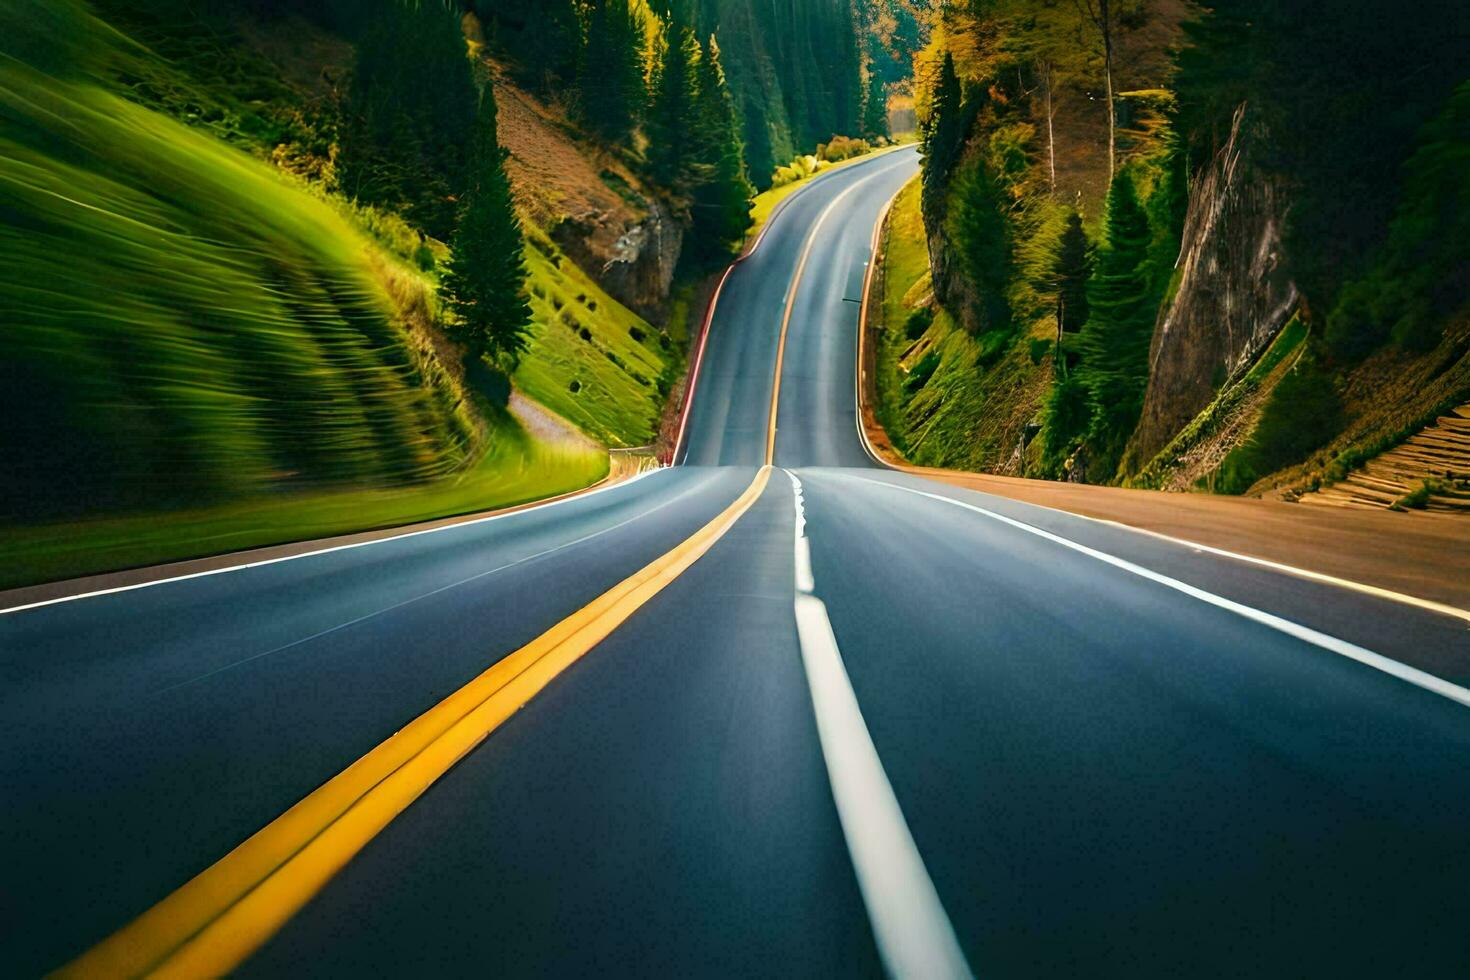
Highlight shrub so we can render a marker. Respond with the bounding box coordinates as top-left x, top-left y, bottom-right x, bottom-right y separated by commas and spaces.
1212, 353, 1344, 494
1393, 480, 1440, 510
770, 154, 826, 188
569, 378, 581, 393
904, 307, 934, 340
904, 350, 941, 394
629, 325, 646, 343
1043, 375, 1091, 475
579, 326, 592, 341
1029, 338, 1052, 365
816, 135, 870, 162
